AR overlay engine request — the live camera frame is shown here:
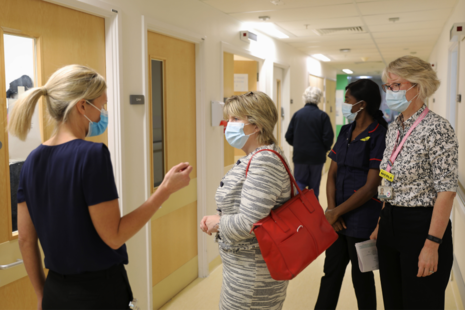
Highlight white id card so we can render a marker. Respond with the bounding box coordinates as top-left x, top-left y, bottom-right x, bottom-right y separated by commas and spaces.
378, 186, 393, 200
